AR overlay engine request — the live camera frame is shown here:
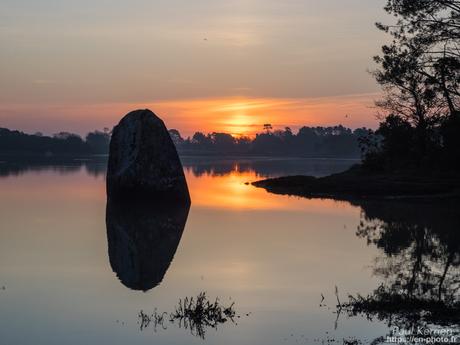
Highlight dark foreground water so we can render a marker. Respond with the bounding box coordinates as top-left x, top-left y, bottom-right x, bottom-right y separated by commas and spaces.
0, 157, 458, 345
